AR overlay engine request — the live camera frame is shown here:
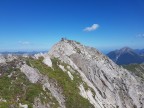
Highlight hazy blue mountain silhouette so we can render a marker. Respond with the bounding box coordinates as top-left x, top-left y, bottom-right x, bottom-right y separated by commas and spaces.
107, 47, 144, 65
